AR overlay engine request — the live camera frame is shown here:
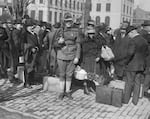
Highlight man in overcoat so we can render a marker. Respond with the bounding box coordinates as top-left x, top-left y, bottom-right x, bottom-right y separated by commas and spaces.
124, 26, 148, 105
